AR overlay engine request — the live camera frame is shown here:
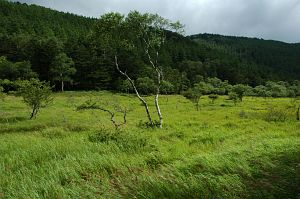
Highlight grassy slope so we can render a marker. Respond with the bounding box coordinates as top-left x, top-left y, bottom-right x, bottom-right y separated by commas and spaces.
0, 92, 299, 199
